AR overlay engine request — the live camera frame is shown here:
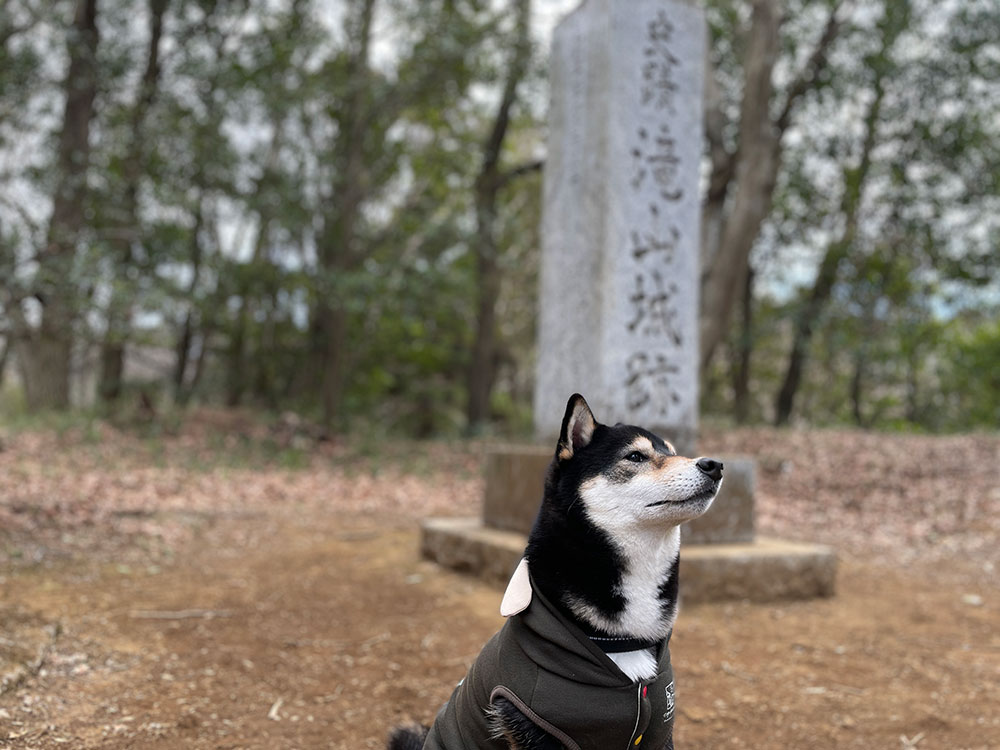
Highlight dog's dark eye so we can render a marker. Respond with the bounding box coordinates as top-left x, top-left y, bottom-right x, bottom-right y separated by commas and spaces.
625, 451, 647, 463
